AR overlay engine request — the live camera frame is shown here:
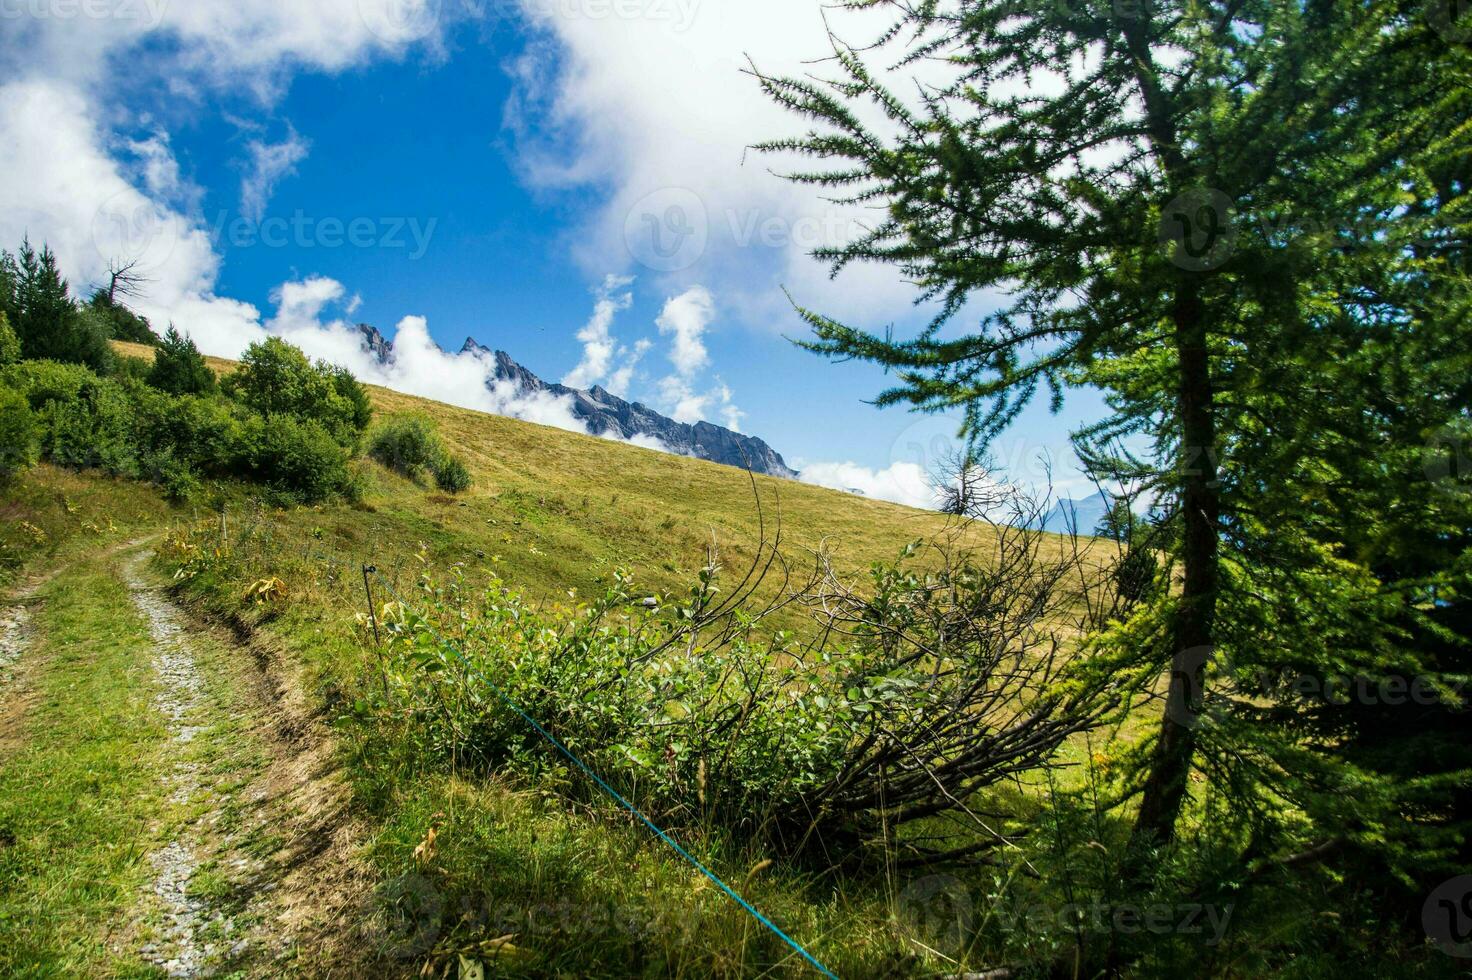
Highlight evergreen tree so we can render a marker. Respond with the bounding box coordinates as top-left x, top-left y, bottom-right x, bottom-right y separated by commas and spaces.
10, 239, 111, 372
0, 249, 17, 328
88, 290, 158, 345
147, 326, 215, 396
756, 0, 1471, 889
0, 311, 19, 366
